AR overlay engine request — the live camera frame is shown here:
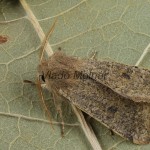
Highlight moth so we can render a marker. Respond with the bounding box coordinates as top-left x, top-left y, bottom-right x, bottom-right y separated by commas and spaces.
25, 20, 150, 145
37, 50, 150, 145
